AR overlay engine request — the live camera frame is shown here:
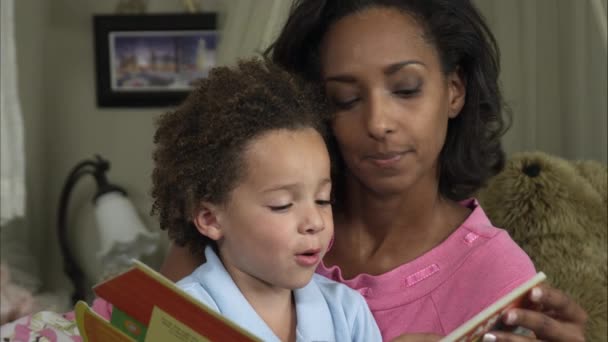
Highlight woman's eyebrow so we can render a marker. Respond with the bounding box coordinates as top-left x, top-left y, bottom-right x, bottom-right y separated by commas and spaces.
383, 60, 425, 75
324, 74, 357, 83
324, 60, 426, 83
